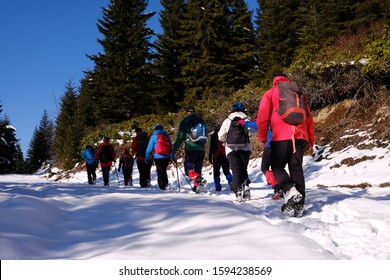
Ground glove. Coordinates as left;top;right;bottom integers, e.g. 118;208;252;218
238;119;245;126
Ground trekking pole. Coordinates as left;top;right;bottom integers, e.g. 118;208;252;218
175;162;181;192
114;161;120;184
178;166;193;189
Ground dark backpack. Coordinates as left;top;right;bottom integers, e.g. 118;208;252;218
99;145;114;162
155;134;171;155
136;132;149;157
187;117;208;144
226;116;249;148
276;81;309;126
122;153;133;168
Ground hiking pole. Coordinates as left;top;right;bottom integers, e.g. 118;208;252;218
114;162;120;184
178;166;193;189
175;162;181;192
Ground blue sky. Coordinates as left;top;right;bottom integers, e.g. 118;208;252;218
0;0;257;157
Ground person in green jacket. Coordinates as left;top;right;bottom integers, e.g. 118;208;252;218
173;107;208;193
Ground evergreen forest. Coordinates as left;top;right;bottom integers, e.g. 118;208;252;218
1;0;389;173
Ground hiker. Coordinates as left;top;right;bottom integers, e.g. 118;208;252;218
81;144;97;184
131;128;152;188
261;125;280;199
209;123;233;191
256;74;314;217
118;147;134;187
173;107;208;193
95;136;116;186
145;124;177;190
218;102;257;201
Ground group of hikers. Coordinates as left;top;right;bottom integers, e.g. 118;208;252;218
82;74;315;218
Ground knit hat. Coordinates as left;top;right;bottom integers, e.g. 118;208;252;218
231;102;246;112
154;124;163;131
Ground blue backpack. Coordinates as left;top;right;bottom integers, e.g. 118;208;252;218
186;117;208;144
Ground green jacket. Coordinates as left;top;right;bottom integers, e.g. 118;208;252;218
174;114;206;152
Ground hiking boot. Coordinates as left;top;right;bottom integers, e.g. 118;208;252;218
194;176;207;193
243;182;250;200
281;185;302;213
294;204;305;218
236;187;243;201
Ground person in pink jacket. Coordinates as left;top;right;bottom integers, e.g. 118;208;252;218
257;74;315;217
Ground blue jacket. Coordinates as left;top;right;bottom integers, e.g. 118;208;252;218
82;147;96;165
145;129;176;163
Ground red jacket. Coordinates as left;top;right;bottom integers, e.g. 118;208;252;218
256;76;315;148
131;132;150;161
95;141;116;167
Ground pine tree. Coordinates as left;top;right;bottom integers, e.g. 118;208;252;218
155;0;187;111
54;80;83;170
254;0;301;79
80;0;157;124
26;110;55;173
176;0;257;106
0;102;24;174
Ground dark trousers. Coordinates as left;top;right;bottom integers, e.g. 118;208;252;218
86;163;97;184
261;147;272;174
227;150;251;193
270;139;307;204
137;160;152;187
122;166;133;186
101;166;111;185
154;158;170;189
213;155;231;177
184;150;205;176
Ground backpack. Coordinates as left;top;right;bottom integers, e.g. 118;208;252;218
85;148;96;165
136;132;149;157
99;145;114;162
187;117;208;144
276;81;309;126
155;134;171;155
226;116;249;148
122;153;133;168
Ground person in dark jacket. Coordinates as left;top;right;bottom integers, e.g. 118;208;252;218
173;107;207;193
257;74;315;217
131;128;152;188
145;124;176;190
81;144;97;184
95;136;116;186
118;147;134;187
209;123;232;191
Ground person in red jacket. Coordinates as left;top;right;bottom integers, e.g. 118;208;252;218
95;136;116;186
256;74;315;217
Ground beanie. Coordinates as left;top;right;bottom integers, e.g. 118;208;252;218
231;102;246;112
154;124;163;131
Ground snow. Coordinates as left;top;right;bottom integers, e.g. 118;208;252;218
1;130;390;277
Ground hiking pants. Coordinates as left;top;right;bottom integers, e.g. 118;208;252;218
137;160;152;187
227;150;251;193
270;139;307;205
154;158;170;189
184;150;205;177
101;166;111;186
122;167;133;186
86;163;97;184
213;155;231;178
261;147;272;174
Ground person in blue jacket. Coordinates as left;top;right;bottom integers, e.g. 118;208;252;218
145;124;177;190
81;144;97;184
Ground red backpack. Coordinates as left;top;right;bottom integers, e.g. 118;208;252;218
155;134;171;155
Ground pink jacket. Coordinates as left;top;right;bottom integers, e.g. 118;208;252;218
256;76;315;148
